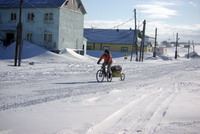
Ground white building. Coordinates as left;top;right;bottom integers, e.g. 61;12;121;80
156;46;168;56
0;0;86;52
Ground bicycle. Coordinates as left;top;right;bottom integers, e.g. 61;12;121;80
96;64;112;82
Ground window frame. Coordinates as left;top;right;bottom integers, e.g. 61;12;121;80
44;33;53;43
44;13;53;21
103;46;110;50
26;33;33;42
121;47;128;52
10;13;17;21
87;46;92;50
27;13;34;21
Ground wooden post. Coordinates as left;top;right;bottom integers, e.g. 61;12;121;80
14;0;23;66
175;33;179;59
130;9;138;62
153;28;157;57
141;20;146;62
187;40;190;59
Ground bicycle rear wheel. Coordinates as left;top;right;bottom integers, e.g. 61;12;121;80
96;70;104;82
120;73;125;81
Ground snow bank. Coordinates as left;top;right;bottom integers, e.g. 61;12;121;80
60;48;95;62
0;41;51;59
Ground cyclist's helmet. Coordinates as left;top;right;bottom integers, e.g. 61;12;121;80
104;49;110;54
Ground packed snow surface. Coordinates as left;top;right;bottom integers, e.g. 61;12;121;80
0;42;200;134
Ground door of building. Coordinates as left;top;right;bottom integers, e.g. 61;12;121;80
6;33;14;46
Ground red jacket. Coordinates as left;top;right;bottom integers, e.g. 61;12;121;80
98;53;113;63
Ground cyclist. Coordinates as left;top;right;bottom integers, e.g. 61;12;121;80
97;50;113;78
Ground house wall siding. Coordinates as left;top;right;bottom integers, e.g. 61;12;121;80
0;8;18;40
24;8;60;50
0;8;60;49
0;5;85;51
58;8;84;50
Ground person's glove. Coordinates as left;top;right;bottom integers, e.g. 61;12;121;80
97;61;100;64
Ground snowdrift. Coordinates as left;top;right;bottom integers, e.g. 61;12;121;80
0;41;95;63
0;41;51;59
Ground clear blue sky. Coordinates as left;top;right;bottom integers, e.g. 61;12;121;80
82;0;200;43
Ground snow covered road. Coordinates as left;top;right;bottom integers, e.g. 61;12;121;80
0;46;200;134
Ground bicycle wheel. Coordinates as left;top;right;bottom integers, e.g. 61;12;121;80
120;73;125;81
107;73;112;82
96;70;104;82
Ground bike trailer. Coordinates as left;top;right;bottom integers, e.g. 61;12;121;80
111;65;122;77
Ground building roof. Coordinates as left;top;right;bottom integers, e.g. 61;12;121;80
84;28;140;45
0;0;65;8
0;0;86;12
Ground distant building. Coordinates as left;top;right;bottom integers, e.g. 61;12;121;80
84;28;152;53
156;46;168;56
0;0;86;52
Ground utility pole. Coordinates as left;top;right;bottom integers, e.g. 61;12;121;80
153;28;157;57
192;40;195;53
14;0;23;66
141;20;146;62
139;41;142;61
130;9;138;62
175;33;179;59
187;40;190;59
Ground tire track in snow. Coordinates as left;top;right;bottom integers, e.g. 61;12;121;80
86;84;180;134
0;76;128;111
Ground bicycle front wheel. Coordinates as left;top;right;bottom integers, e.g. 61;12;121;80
96;70;104;82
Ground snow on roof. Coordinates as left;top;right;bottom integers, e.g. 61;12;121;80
84;28;151;46
0;0;66;8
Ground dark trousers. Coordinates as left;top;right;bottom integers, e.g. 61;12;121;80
102;62;112;74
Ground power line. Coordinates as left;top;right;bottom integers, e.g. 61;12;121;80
85;18;134;35
23;0;45;13
112;18;134;29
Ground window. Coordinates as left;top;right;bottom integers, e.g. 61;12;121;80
103;46;110;50
10;13;17;21
121;47;128;52
87;46;92;50
27;13;34;21
44;33;52;42
26;33;32;41
0;14;2;23
44;13;53;21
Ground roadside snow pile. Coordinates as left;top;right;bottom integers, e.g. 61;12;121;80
0;41;95;63
60;48;96;62
190;52;200;58
0;41;50;59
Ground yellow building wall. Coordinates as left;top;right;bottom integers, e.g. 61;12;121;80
87;43;137;52
87;43;150;52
